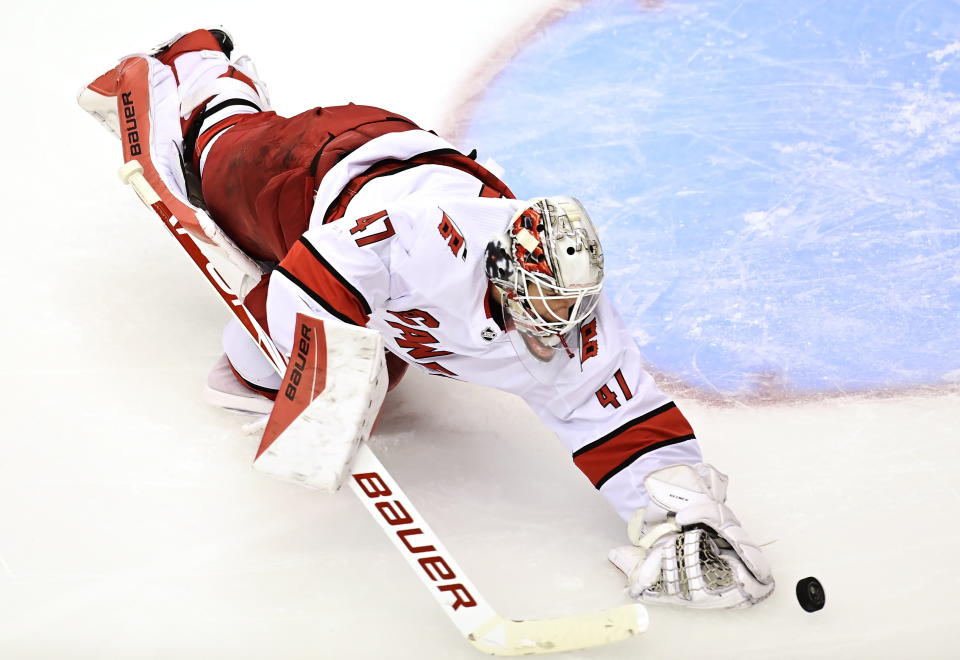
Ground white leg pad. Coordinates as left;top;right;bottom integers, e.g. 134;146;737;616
77;86;122;138
253;314;387;492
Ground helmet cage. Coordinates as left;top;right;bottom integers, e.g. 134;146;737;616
504;270;603;339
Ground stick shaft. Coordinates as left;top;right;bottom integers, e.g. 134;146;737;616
119;162;286;375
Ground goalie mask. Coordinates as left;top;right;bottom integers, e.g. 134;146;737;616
485;196;604;352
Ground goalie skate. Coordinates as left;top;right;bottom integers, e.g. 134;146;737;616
204;354;274;414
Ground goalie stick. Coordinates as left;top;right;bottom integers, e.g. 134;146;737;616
118;159;648;655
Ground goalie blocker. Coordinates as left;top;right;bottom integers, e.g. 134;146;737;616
254;313;388;492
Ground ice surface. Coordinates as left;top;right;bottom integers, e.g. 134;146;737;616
2;1;959;659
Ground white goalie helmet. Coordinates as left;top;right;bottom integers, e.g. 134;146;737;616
485;196;604;342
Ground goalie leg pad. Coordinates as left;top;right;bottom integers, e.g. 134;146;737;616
77;34;270;281
253;314;388;493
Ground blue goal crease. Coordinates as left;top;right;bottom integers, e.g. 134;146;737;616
460;0;960;395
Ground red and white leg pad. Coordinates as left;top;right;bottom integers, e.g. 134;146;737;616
253;314;388;493
78;52;266;280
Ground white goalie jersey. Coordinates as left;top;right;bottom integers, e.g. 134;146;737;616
232;129;704;520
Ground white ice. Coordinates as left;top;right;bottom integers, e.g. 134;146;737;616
2;1;959;658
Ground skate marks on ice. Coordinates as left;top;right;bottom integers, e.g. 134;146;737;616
455;0;960;400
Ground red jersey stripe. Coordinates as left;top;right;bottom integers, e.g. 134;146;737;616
322;149;515;224
479;183;505;198
573;403;696;489
277;239;371;326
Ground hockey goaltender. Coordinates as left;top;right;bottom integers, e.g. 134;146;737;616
79;28;774;617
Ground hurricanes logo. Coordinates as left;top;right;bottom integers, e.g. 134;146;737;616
580;318;599;363
437;211;467;260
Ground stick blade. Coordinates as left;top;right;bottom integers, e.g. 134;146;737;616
467;603;648;656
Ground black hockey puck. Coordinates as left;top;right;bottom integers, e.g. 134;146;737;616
795;577;825;612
